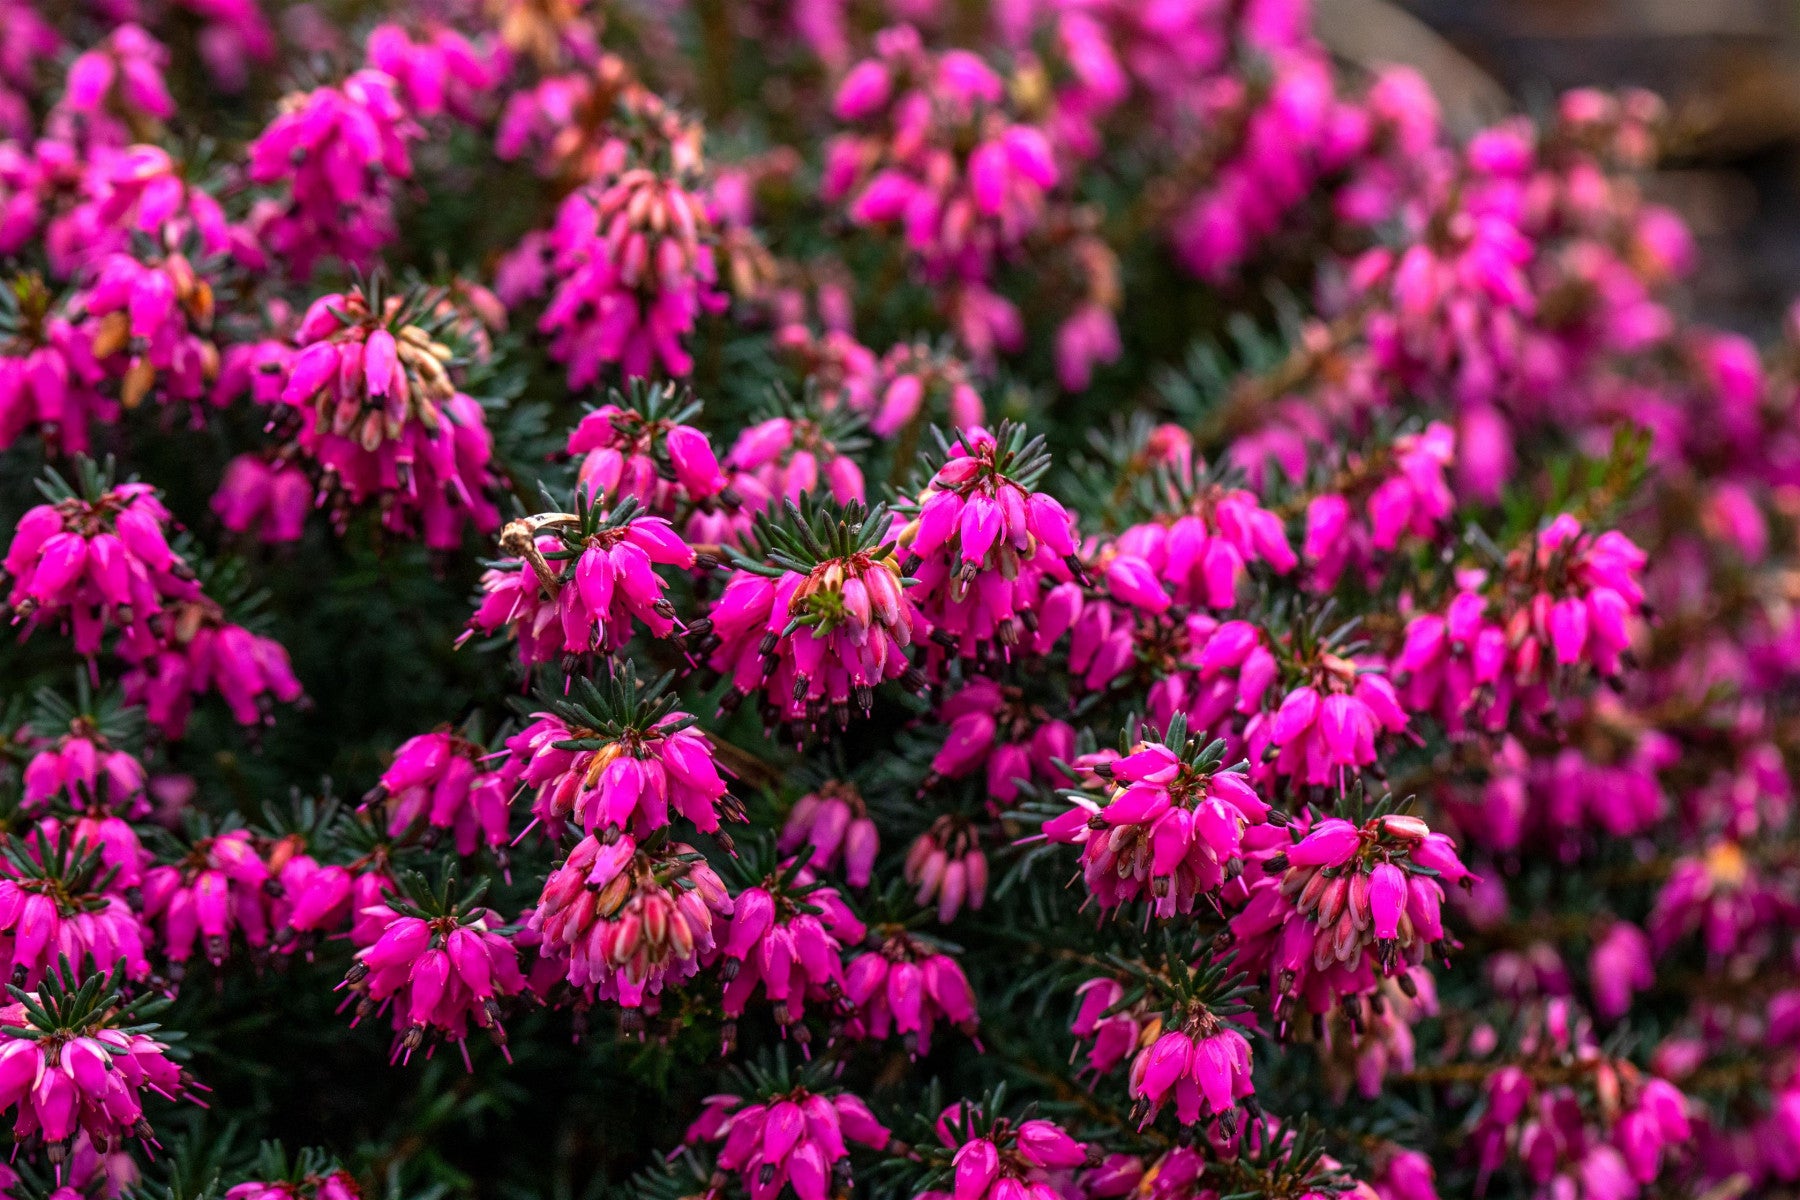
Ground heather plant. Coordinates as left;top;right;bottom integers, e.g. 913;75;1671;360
0;2;1796;1200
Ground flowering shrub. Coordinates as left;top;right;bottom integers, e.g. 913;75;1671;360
0;2;1793;1199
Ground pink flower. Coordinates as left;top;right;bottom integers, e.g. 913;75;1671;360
707;499;925;731
463;494;695;667
273;282;500;550
718;861;865;1044
896;424;1081;670
903;817;988;924
527;833;732;1007
843;930;978;1055
1230;810;1467;1025
928;1102;1087;1200
344;891;527;1064
365;729;512;856
0;965;198;1161
535;167;726;384
1041;719;1268;918
689;1086;888;1200
780;782;879;887
566;382;731;516
140;827;274;971
502;667;740;841
246;71;420;277
1128;1024;1255;1127
0;825;151;986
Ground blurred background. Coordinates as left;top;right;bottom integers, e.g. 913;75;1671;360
1323;0;1800;337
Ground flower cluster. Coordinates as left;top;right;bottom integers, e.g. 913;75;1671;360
708;499;924;731
271;281;499;548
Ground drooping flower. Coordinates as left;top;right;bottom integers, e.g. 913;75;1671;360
706;498;925;733
1230;807;1469;1028
527;832;733;1008
698;390;867;547
246;71;421;278
0;825;151;986
686;1082;889;1200
0;274;114;455
925;1101;1089;1200
342;876;527;1065
502;664;740;841
0;963;199;1163
1039;717;1269;918
364;728;512;856
564;381;731;517
903;816;988;925
2;464;197;658
139;825;273;972
535;163;726;384
896;424;1081;669
77;242;219;414
462;492;695;668
778;780;878;888
843;928;978;1055
718;857;865;1047
273;280;499;549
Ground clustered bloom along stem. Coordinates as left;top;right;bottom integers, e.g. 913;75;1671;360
503;664;741;841
684;1069;890;1200
564;381;731;516
1039;717;1269;918
2;461;195;657
896;424;1081;669
274;278;499;549
464;490;695;668
341;873;526;1066
0;963;199;1162
1231;804;1470;1030
705;499;926;733
527;832;732;1009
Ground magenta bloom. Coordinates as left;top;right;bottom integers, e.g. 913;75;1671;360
121;600;304;738
1230;810;1468;1025
463;494;694;667
528;833;732;1007
0;965;198;1162
843;930;978;1055
0;276;114;455
77;245;219;413
344;892;527;1064
3;478;197;658
706;402;866;547
780;781;879;888
212;454;313;544
1101;449;1297;612
718;860;865;1041
274;282;500;550
903;816;988;925
366;729;512;855
897;424;1080;668
503;667;739;841
139;827;273;970
1040;720;1269;918
927;1102;1088;1200
927;676;1074;805
688;1087;889;1200
246;71;420;277
707;499;925;731
1249;657;1410;793
1128;1024;1255;1127
0;826;151;986
536;167;726;384
565;382;731;517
